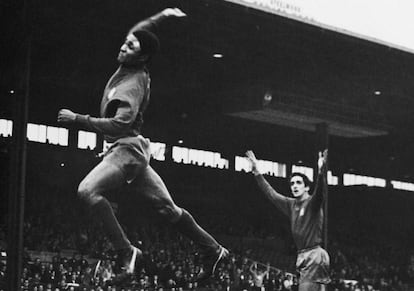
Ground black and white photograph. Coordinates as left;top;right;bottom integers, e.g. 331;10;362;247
1;0;414;290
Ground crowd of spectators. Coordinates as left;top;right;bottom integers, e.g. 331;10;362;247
0;199;413;290
0;221;300;291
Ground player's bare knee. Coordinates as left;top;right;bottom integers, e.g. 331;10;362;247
77;182;89;200
77;183;99;206
157;204;181;222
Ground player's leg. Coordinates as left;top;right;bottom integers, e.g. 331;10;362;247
134;165;228;280
78;159;140;274
78;160;128;249
297;247;330;291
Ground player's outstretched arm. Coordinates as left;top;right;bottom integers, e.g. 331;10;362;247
58;98;139;135
58;71;150;135
311;149;328;210
318;149;328;175
246;150;290;216
128;8;186;34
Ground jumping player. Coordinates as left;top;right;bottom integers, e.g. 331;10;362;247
245;150;330;291
57;8;228;282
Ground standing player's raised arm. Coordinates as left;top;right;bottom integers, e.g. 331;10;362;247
246;150;291;216
310;150;328;211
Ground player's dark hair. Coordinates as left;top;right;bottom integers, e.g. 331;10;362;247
289;172;311;188
132;29;160;62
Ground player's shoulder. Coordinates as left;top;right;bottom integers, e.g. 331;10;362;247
119;69;149;89
133;68;150;83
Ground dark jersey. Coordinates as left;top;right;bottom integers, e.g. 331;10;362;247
254;173;325;250
76;66;150;142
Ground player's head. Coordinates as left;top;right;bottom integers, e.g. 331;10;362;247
118;30;160;65
289;172;311;198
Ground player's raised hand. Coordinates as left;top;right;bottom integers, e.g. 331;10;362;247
245;150;258;163
162;8;187;18
245;150;260;175
318;149;328;173
57;109;76;123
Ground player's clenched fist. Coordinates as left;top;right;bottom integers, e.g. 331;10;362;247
57;109;76;123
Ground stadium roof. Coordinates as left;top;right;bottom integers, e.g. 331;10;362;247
1;0;414;180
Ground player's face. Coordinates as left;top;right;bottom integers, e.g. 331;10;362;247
290;176;309;198
118;34;141;64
